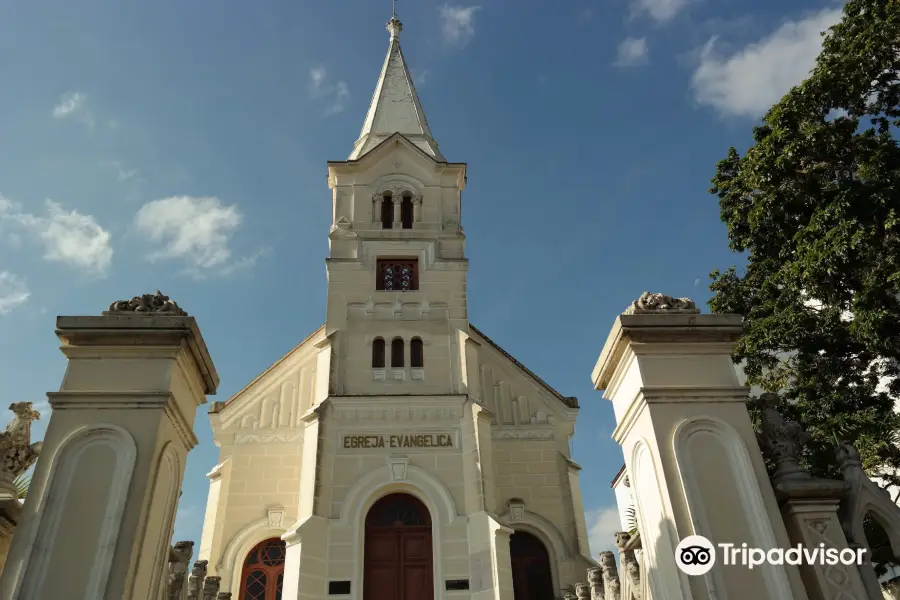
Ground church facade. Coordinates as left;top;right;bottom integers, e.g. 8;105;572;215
196;15;596;600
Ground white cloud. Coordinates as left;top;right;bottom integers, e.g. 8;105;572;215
586;506;623;557
134;196;250;275
439;5;480;46
691;8;844;118
0;272;30;315
413;68;431;86
309;67;350;117
309;67;327;91
614;37;650;67
31;399;51;417
631;0;692;23
0;196;112;276
52;92;94;129
99;160;140;182
326;81;350;116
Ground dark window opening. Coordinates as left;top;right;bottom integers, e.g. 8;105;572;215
411;338;424;368
401;196;414;229
376;259;418;291
372;338;385;368
381;193;394;229
391;338;404;368
446;580;470;591
328;581;351;595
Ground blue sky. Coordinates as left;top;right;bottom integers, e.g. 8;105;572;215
0;0;845;559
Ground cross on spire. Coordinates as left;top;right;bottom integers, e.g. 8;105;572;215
392;0;397;18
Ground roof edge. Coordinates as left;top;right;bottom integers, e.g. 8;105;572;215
218;324;326;411
611;463;627;488
469;323;579;410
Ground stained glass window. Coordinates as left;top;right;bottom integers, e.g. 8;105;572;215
376;259;418;291
240;538;286;600
366;493;432;527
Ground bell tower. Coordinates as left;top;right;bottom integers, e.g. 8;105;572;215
323;14;471;398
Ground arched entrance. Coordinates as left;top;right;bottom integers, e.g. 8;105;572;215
363;493;434;600
509;531;554;600
239;537;286;600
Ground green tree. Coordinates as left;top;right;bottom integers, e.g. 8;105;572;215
708;0;900;485
14;474;30;500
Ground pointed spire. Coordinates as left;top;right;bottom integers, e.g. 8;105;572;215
348;14;444;161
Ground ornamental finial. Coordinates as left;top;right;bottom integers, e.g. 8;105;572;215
755;393;812;484
387;17;402;39
623;292;699;315
106;290;188;317
0;402;42;499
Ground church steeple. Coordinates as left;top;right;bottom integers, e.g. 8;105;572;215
348;14;444;161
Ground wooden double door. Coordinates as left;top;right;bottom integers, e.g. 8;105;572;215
510;531;555;600
363;493;434;600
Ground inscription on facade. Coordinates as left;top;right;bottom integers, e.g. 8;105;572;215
341;433;454;450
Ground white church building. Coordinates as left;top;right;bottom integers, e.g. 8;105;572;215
194;14;596;600
5;10;900;600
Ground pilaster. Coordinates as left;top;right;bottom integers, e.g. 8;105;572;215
754;394;869;600
591;292;808;600
280;515;329;600
467;511;515;600
777;482;868;600
0;292;219;600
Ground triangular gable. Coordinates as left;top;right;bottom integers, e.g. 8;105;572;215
219;324;325;412
331;132;461;168
469;323;579;410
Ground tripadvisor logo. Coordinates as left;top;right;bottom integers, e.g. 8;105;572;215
675;535;866;576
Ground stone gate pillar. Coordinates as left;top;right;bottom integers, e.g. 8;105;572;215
0;292;219;600
591;293;809;600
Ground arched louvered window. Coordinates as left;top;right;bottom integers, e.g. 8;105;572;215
391;338;404;368
381;193;394;229
240;538;286;600
410;337;424;368
401;195;414;229
372;338;386;368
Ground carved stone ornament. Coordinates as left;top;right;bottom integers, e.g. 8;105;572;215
623;292;700;315
187;560;208;600
599;551;621;596
167;540;195;600
508;498;526;522
574;582;590;600
586;567;604;598
388;455;409;482
107;290;188;316
267;505;285;529
379;181;416;197
615;532;642;598
755;393;813;484
216;594;233;600
202;576;221;600
0;402;42;498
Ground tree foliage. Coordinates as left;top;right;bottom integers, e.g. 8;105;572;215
709;0;900;482
14;474;30;500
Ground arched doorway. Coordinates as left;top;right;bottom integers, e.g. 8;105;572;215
364;493;434;600
239;537;286;600
509;531;554;600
